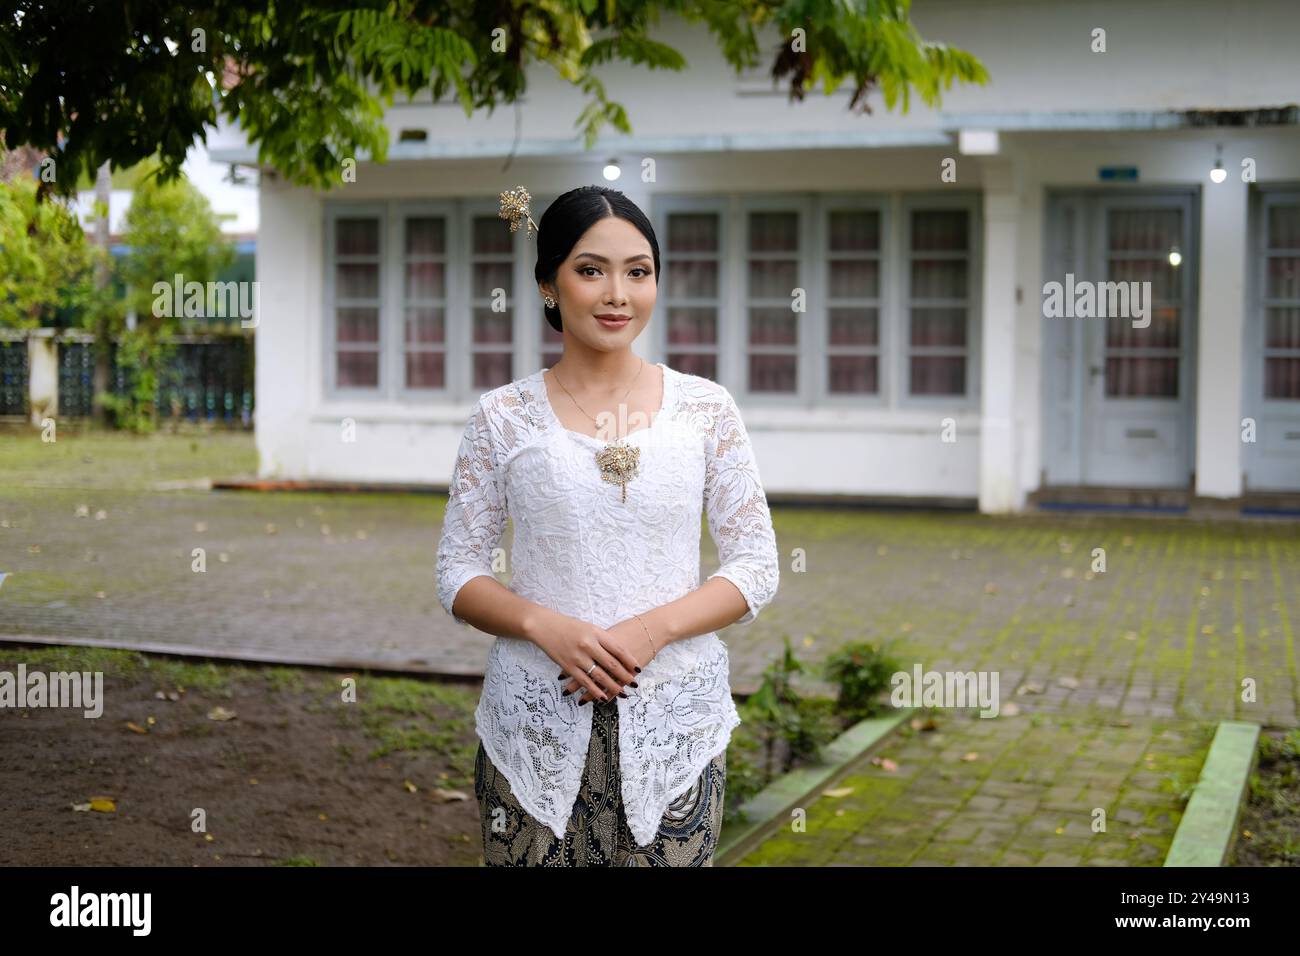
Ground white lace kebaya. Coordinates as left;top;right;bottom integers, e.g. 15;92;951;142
436;362;780;847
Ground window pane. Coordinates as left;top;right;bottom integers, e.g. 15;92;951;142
749;354;796;393
1264;357;1300;399
1266;307;1300;349
910;356;965;395
749;308;797;346
473;352;512;389
473;215;512;254
910;308;966;347
748;260;798;298
406;217;445;256
337;263;379;299
337;307;379;343
912;210;968;252
472;261;512;299
749;212;798;252
1105;357;1178;398
911;260;967;299
405;262;445;300
405;351;444;389
338;350;379;387
404;307;444;344
473;308;512;344
1108;209;1180;252
829;355;877;394
1266;256;1300;299
668;213;719;252
667;307;718;345
829;259;879;298
668;352;717;380
1108;258;1180;302
1106;307;1180;350
666;260;718;298
829;308;878;346
829;210;880;252
336;218;379;256
1268;205;1300;249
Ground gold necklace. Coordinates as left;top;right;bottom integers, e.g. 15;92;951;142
550;358;646;504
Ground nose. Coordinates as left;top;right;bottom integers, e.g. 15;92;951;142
604;274;628;306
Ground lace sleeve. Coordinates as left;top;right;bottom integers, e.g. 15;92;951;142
436;398;509;626
703;386;779;625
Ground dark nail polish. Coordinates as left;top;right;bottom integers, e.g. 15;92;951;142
634;666;641;673
579;699;589;706
558;673;566;680
629;682;638;688
618;692;628;699
561;689;571;696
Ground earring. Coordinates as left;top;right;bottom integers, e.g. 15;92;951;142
543;294;556;308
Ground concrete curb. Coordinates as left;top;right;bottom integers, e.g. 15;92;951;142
716;706;916;866
1163;720;1261;867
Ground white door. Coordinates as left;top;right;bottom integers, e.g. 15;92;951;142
1245;190;1300;491
1043;191;1198;488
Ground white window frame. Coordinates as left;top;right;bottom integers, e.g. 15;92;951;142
819;193;889;409
1254;186;1300;407
324;197;538;402
458;198;519;392
735;192;815;406
651;194;729;383
323;202;386;399
898;192;982;411
394;199;456;401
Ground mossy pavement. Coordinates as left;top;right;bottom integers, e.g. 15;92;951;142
2;425;1296;865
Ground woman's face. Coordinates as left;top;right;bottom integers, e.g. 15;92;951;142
542;216;656;352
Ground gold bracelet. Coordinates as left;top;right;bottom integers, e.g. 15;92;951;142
632;612;656;658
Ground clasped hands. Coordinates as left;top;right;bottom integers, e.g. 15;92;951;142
539;614;659;706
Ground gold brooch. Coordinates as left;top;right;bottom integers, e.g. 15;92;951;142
498;186;539;240
595;440;640;504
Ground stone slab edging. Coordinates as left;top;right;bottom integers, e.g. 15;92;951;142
1163;720;1262;867
716;707;916;866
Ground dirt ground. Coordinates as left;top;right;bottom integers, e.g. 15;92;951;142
0;645;486;866
1231;727;1300;867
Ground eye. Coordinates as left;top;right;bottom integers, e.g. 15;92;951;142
576;264;652;278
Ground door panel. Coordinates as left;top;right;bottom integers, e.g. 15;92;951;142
1043;190;1198;489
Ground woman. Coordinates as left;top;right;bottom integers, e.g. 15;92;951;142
436;184;779;866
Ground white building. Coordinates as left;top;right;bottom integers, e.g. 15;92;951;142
209;0;1300;512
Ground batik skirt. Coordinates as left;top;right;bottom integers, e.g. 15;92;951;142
474;695;727;866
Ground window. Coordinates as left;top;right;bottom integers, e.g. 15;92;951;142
825;208;882;394
324;194;979;405
403;215;447;389
1104;208;1182;398
906;207;973;397
468;214;514;388
332;215;383;388
1263;199;1300;400
746;209;801;393
325;199;526;401
664;211;722;380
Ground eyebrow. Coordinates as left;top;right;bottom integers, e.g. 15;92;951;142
573;253;653;265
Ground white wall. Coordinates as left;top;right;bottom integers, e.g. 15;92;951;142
245;0;1300;504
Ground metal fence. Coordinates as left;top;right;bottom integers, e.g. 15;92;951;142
2;331;254;428
0;332;28;418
